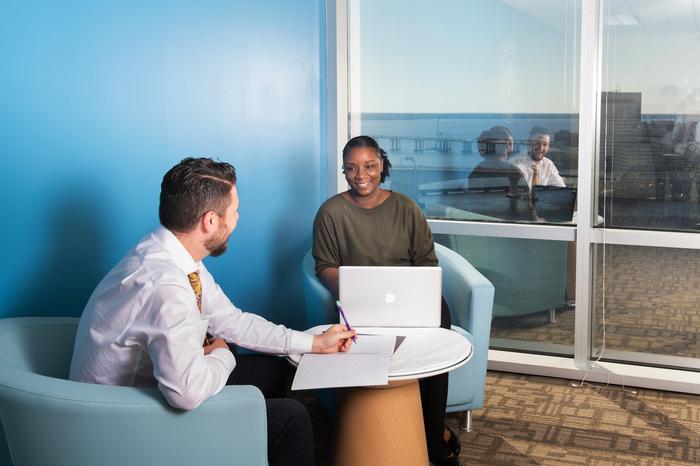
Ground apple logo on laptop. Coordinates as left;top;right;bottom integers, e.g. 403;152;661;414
384;292;396;304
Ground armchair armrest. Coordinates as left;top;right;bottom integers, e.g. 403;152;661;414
435;243;494;340
0;365;267;466
302;251;336;327
435;243;495;410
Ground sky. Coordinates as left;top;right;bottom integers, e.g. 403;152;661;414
352;0;700;115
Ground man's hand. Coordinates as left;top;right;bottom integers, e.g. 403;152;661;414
203;338;229;355
311;324;357;354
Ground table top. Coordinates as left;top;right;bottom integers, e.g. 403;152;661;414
422;188;577;224
424;191;536;222
289;325;473;381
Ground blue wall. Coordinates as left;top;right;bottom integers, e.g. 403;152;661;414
0;0;325;329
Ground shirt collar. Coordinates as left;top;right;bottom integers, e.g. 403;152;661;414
152;226;203;275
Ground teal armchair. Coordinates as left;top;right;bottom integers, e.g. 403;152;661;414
444;235;567;322
302;243;495;431
0;317;268;466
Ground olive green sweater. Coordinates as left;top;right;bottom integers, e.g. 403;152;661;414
312;191;437;274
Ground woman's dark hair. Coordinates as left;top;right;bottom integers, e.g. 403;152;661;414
159;157;237;232
342;135;392;183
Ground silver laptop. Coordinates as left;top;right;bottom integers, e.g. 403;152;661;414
338;266;442;327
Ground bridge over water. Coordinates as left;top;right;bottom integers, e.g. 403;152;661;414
373;135;527;154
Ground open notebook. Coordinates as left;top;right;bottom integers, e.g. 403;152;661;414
291;334;398;390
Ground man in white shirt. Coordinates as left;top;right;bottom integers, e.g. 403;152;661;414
70;157;355;466
510;126;566;189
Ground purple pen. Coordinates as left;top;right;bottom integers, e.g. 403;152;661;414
336;300;357;342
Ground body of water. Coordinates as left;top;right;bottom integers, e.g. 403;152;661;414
355;112;700;231
357;112;580;187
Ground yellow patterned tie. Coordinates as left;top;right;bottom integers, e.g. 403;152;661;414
531;163;540;186
187;272;203;311
187;272;210;346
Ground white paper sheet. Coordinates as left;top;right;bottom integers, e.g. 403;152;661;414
291;335;397;390
348;334;396;354
291;353;391;390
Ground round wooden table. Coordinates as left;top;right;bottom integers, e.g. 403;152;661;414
289;325;473;466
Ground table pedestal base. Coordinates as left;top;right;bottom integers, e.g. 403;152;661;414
333;380;428;466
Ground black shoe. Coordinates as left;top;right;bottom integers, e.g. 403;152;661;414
431;452;462;466
445;425;461;456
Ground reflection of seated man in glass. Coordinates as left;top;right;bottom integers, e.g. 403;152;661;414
459;126;537;221
647;120;675;201
510;126;566;189
468;126;527;196
666;118;699;201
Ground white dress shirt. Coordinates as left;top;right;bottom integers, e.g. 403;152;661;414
70;226;313;410
510;152;566;188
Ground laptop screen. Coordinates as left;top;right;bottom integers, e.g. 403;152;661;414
531;186;577;223
338;266;442;328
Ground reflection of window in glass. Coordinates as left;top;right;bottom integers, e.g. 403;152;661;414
592;245;700;367
599;0;700;232
435;234;575;357
349;0;581;225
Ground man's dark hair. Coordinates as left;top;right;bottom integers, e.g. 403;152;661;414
342;135;392;183
159;157;237;232
529;126;551;139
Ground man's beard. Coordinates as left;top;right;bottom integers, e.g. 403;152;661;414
208;241;228;257
529;151;544;162
205;226;230;257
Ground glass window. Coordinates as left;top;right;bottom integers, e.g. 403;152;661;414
342;0;700;387
349;0;581;225
599;0;700;232
435;234;575;356
592;244;700;368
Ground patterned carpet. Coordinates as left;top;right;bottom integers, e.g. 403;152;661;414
491;306;575;349
446;371;700;465
489;245;700;363
296;370;700;465
296;246;700;464
592;245;700;359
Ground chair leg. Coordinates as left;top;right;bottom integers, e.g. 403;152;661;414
460;410;472;432
549;308;556;323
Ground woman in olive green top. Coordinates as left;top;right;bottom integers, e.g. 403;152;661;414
312;136;461;466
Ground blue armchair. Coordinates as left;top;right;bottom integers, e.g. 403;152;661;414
0;317;267;466
444;235;567;322
302;243;495;431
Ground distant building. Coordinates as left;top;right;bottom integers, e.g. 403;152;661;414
599;91;654;199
